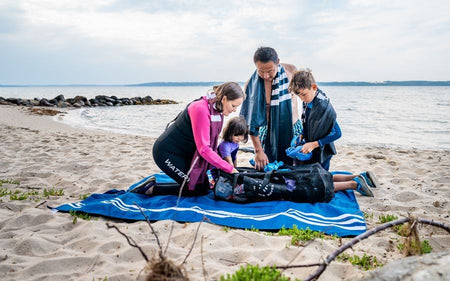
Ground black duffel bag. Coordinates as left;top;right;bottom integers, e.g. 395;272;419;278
214;163;334;203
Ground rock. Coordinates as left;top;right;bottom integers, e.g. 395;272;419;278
74;96;87;103
54;94;65;102
105;97;115;103
30;100;40;106
359;251;450;281
21;100;32;106
1;95;177;108
57;101;70;108
94;95;108;103
6;98;21;105
0;97;8;105
142;96;154;104
39;98;52;106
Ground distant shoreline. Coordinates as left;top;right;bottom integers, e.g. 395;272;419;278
1;80;450;87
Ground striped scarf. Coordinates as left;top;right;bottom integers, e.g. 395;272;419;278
258;65;302;144
240;64;295;164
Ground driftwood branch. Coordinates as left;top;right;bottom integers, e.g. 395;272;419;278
201;235;208;281
277;239;318;272
183;216;206;264
303;216;449;281
134;202;164;259
34;200;47;208
106;222;149;262
418;218;450;233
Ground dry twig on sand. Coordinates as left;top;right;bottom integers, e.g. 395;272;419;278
105;157;204;281
298;216;450;281
106;223;149;263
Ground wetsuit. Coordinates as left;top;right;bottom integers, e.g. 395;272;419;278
298;88;341;170
152;94;234;195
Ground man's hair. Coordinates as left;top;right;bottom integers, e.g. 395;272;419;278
288;69;316;92
253;46;278;64
222;116;249;143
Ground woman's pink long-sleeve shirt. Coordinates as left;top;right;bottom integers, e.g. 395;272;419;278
188;99;234;173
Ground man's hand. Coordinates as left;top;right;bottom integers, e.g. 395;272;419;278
254;150;269;170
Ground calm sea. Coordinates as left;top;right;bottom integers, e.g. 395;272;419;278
1;86;449;150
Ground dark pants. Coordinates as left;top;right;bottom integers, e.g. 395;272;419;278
152;137;208;196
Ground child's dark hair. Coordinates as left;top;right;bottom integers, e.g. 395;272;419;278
288;68;316;93
222;116;249;143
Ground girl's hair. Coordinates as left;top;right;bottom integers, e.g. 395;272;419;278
222;116;249;143
288;68;316;93
213;82;245;112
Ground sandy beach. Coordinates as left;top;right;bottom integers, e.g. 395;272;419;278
0;105;449;281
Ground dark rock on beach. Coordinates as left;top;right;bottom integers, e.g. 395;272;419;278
0;94;178;108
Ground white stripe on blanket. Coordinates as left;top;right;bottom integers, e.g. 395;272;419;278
76;198;367;231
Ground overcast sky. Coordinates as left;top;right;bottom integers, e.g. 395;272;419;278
1;0;449;85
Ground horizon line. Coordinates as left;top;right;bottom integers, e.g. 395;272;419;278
1;80;450;87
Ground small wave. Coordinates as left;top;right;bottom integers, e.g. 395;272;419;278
45;85;450;150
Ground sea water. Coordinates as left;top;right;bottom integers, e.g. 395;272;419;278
1;86;449;150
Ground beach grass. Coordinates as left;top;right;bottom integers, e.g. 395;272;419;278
220;264;301;281
337;253;383;271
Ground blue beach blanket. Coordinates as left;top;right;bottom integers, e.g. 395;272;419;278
55;172;366;237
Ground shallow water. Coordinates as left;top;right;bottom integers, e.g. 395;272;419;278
1;85;449;150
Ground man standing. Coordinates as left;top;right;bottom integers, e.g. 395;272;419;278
240;47;301;169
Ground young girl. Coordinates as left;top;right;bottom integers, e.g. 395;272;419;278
218;116;249;167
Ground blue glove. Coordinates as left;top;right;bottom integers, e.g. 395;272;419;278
264;160;284;172
250;159;285;172
285;146;313;161
290;135;303;147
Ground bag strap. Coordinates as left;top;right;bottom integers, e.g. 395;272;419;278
232;173;240;188
261;170;273;187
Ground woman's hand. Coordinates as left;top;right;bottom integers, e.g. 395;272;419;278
231;168;239;173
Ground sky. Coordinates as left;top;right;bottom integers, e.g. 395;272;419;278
1;0;449;85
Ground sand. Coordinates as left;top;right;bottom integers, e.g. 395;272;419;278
0;105;449;281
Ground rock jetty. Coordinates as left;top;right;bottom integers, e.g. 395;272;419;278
0;94;178;108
